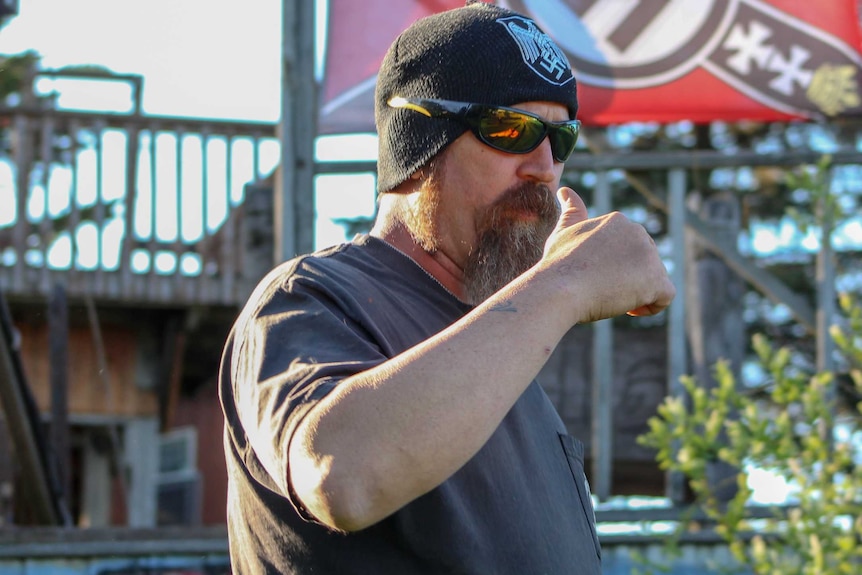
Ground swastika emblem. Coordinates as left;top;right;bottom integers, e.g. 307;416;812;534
499;0;862;118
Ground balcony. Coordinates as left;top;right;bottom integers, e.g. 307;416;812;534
0;98;278;307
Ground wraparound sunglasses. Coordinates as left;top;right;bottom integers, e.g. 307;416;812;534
388;96;581;163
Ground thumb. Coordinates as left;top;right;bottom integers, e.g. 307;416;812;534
555;187;588;228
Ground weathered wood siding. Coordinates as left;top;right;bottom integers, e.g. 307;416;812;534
15;320;156;418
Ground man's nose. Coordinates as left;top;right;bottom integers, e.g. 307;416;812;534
516;137;558;183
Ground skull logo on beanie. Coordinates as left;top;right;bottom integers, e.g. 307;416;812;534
374;1;579;194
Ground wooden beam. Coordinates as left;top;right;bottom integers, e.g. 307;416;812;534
160;314;188;432
666;168;688;505
0;292;66;525
816;171;838;443
591;170;613;501
564;148;862;171
0;105;276;134
83;294;129;512
683;209;815;331
48;283;70;507
685;192;746;504
816;176;837;374
275;0;317;262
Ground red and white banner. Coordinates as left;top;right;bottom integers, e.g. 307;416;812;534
320;0;862;133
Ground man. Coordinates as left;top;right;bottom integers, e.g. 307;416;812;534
219;2;675;573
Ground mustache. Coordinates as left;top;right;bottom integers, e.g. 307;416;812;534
477;182;560;229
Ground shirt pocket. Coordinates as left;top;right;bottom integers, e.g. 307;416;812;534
558;433;602;559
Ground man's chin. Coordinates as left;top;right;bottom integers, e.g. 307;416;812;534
463;227;549;303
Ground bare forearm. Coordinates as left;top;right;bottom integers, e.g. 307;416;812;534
289;266;574;531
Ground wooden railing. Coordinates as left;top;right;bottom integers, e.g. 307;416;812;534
0;104;278;306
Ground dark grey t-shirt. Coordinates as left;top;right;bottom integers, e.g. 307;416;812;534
219;235;602;574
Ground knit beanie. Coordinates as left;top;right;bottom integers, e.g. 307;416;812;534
375;0;579;193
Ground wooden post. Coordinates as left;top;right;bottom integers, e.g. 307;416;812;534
815;169;836;446
591;170;613;500
49;282;70;508
685;190;745;503
124;417;159;527
159;313;188;432
80;433;111;527
816;233;836;371
0;414;14;525
815;171;836;372
685;191;745;384
275;0;317;263
0;290;65;525
666;168;688;504
83;294;129;512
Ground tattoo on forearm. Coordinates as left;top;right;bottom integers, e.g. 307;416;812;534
490;300;518;313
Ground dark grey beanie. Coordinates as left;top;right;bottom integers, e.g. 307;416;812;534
375;1;578;194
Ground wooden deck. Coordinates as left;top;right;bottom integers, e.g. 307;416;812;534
0;104;278;307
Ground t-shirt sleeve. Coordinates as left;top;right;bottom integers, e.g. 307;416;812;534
228;273;386;510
